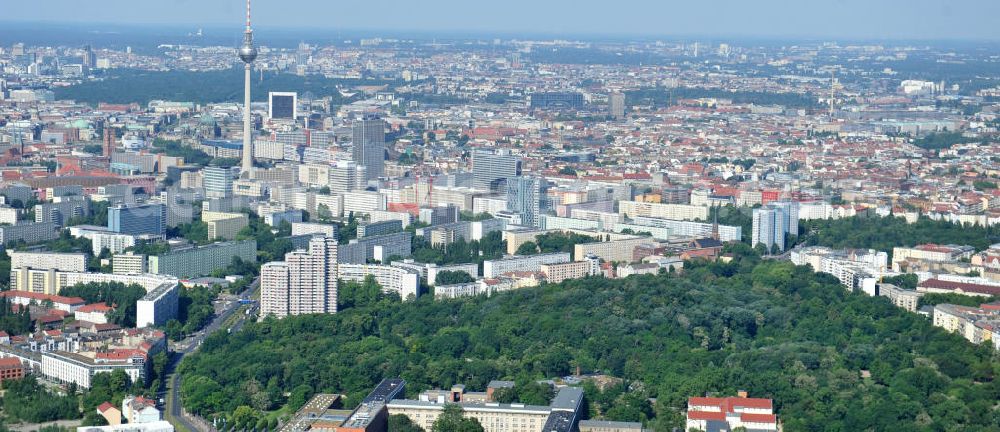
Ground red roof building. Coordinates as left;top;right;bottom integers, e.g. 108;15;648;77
686;393;779;432
0;357;25;383
918;279;1000;297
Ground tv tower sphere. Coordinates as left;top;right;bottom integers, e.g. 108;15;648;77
239;34;257;64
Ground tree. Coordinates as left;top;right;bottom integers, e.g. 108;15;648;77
882;274;918;290
288;385;313;412
231;405;261;430
389;414;425;432
516;241;539;255
558;166;577;176
431;405;483;432
176;251;1000;431
435;270;475;285
316;204;333;221
60;282;146;327
2;376;80;422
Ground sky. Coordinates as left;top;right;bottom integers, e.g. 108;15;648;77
4;0;1000;41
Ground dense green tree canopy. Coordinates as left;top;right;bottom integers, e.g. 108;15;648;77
2;376;80;423
434;270;476;286
431;405;484;432
178;246;1000;431
60;282;147;327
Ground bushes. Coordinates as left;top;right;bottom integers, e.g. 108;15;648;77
2;376;80;423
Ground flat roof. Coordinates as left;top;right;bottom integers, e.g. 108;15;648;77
386;399;552;414
550;387;584;411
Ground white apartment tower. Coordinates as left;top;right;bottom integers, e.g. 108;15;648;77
752;207;786;253
261;236;339;318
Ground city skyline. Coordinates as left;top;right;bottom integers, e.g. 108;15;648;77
4;0;1000;41
1;0;999;430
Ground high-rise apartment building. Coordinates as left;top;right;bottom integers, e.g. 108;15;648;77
769;200;799;237
472;150;522;191
203;166;235;198
261;237;338;318
351;114;385;181
609;92;626;119
108;204;167;236
329;160;367;194
506;176;546;228
752;207;786;253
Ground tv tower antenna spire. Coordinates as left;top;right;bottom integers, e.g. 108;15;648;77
238;0;258;177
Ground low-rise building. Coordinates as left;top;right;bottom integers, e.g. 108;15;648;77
877;283;923;312
932;302;1000;348
75;303;114;324
77;420;174;432
617;262;661;278
540;257;600;283
483;252;571;278
578;420;644;432
122;395;161;424
39;329;166;389
917;278;1000;297
686;394;778;432
338;264;420;300
0;357;26;383
574;237;656;264
0;291;86;312
892;244;976;272
388;385;584;432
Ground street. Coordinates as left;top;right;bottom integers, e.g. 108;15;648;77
164;277;259;432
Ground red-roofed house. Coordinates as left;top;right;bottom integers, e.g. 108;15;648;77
0;291;86;313
686;393;778;432
75;302;114;325
0;357;25;383
918;278;1000;298
97;401;122;425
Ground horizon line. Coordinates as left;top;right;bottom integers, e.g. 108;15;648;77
2;20;1000;45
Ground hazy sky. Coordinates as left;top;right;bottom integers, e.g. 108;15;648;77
5;0;1000;40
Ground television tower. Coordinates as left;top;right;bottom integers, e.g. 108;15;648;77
238;0;258;177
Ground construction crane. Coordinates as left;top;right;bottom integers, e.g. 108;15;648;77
414;166;433;207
